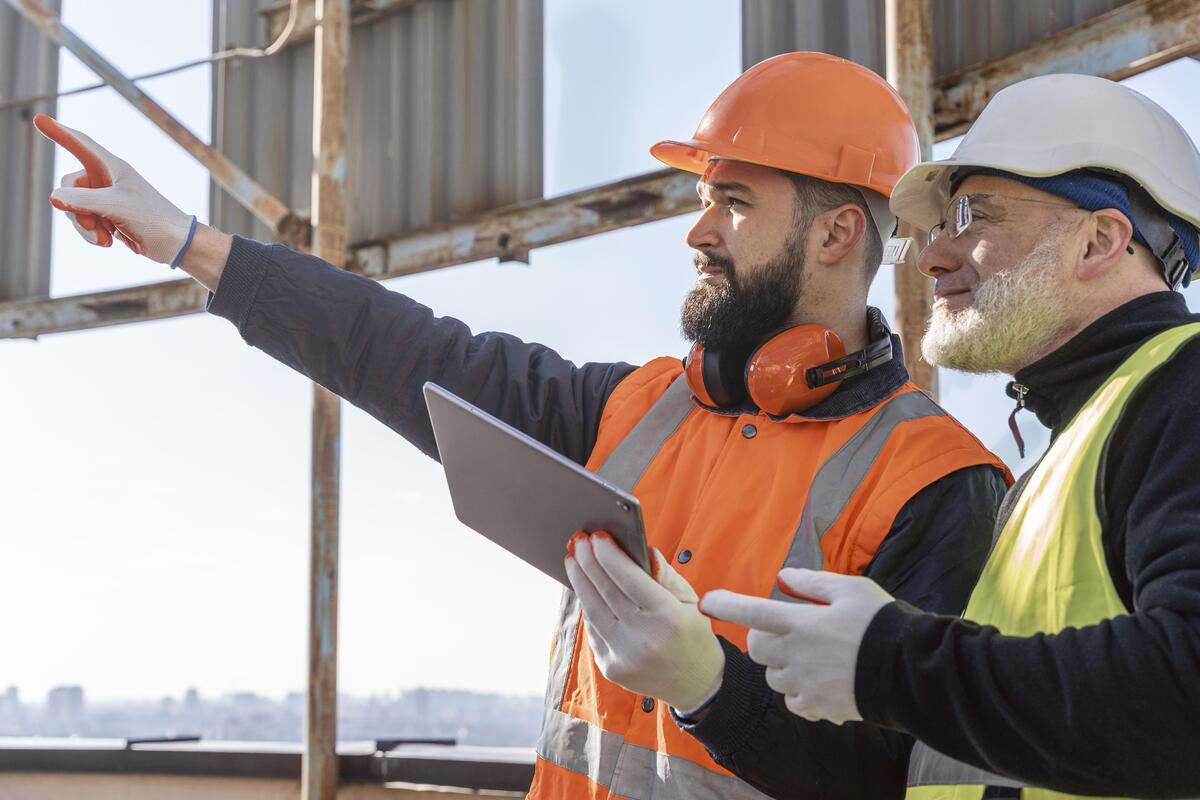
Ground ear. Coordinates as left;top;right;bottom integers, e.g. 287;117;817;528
1078;209;1134;281
815;204;867;267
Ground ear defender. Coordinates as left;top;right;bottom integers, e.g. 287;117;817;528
745;325;846;416
684;342;754;407
683;312;894;416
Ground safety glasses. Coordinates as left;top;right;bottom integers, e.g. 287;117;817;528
929;193;1080;243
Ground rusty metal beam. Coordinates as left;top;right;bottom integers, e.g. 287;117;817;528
354;169;697;278
0;279;206;338
934;0;1200;140
886;0;938;399
5;0;304;239
262;0;425;45
0;169;698;340
303;1;348;797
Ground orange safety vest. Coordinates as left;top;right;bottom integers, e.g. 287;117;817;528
528;357;1009;800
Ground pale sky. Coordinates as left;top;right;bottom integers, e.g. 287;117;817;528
2;1;1199;703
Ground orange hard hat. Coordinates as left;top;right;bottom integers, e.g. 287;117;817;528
651;52;920;199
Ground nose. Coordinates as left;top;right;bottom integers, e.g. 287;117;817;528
686;204;723;252
916;234;962;278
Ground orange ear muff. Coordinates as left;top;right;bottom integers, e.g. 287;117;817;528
684;341;752;408
745;325;846;416
683;342;717;407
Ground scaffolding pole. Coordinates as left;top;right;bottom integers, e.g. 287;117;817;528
885;0;937;398
303;0;349;797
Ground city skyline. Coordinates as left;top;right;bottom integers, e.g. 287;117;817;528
0;682;542;747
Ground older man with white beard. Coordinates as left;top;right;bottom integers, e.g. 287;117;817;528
699;73;1200;799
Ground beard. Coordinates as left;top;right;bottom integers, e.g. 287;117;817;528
921;231;1072;374
680;232;806;350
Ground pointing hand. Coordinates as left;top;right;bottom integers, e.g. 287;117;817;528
701;568;893;724
35;114;195;265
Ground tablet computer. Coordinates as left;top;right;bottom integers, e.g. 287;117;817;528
423;382;651;587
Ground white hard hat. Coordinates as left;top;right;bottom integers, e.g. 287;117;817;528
890;74;1200;284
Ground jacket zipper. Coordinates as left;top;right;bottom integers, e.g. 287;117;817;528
1008;383;1029;459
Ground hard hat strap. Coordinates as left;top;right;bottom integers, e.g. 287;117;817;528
859;187;912;266
858;188;896;246
1128;185;1191;290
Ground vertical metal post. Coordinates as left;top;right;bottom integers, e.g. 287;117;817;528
303;0;349;798
885;0;938;398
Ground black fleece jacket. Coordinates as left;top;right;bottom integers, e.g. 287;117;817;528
856;291;1200;797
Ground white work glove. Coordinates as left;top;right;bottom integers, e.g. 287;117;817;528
700;568;893;725
564;532;725;714
34;114;195;264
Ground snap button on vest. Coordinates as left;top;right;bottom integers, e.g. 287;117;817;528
678;549;692;564
741;423;757;439
641;697;655;713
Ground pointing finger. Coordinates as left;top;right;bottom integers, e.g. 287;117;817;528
699;589;801;635
34;114;117;190
776;568;862;604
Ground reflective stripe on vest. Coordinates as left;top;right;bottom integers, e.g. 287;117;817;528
907;744;1022;791
538;376;948;798
771;391;947;589
596;375;696;490
905;323;1200;800
536;375;724;798
539;708;774;800
540;375;695;714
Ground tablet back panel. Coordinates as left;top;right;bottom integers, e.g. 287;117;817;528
424;382;649;586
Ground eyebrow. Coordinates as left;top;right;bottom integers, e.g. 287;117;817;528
698;180;757;200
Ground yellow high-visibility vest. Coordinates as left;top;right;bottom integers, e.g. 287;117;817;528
906;322;1200;800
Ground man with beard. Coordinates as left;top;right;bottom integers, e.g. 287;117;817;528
37;53;1008;799
703;74;1200;799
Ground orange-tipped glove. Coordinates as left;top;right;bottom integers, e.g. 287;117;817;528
700;568;893;725
564;532;724;714
34;114;196;265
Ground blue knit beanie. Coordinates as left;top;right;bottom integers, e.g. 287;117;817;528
954;168;1199;288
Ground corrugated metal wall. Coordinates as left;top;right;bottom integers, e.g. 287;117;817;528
211;0;543;245
0;0;60;302
742;0;887;75
742;0;1130;76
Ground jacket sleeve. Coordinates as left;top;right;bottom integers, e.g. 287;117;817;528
206;236;636;463
675;464;1007;800
854;359;1200;797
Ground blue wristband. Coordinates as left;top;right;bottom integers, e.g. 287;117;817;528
170;215;199;269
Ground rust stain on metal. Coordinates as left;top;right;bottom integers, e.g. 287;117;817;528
15;0;52;24
579;189;663;224
0;279;206;339
80;298;149;318
932;0;1200;139
1;172;696;339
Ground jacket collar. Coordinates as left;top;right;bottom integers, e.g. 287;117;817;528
1009;291;1196;434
